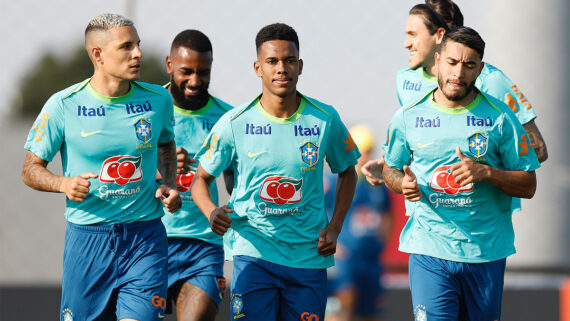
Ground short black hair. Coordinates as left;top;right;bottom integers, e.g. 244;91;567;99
441;26;485;59
170;29;212;54
255;23;299;53
410;0;463;34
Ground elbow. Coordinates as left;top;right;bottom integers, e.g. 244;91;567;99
521;172;537;199
537;147;548;163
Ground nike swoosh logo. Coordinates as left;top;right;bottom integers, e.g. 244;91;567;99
417;142;434;148
248;151;267;157
81;130;102;137
158;313;165;318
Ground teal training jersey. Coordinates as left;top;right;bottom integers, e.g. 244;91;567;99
24;79;175;225
195;94;361;269
161;92;232;245
382;90;540;263
396;63;538;125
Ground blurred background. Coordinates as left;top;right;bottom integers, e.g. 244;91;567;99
0;0;568;320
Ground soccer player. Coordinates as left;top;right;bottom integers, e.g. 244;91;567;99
324;124;393;321
161;29;233;321
21;13;180;321
191;23;360;320
382;27;539;320
362;0;547;186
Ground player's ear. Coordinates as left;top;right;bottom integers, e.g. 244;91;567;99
165;56;173;74
92;47;103;63
298;58;303;76
435;27;446;45
254;60;262;77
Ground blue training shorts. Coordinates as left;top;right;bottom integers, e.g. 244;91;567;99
409;254;506;321
61;219;168;321
230;255;327;321
166;238;225;309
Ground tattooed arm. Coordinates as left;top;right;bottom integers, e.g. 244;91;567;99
523;120;548;163
156;140;181;213
383;163;422;201
21;150;97;202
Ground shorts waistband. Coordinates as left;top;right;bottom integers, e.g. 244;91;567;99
67;218;162;233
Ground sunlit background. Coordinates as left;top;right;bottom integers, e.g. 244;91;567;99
1;0;568;319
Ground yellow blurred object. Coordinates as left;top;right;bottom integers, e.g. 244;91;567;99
349;124;375;152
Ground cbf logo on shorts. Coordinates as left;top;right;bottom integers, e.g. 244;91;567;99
259;176;303;205
300;141;319;167
62;308;73;321
231;294;245;319
134;118;152;143
414;304;427;321
429;165;473;195
100;155;143;185
468;132;488;157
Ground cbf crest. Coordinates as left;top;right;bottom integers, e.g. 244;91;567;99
231;294;245;319
62;308;73;321
134;118;152;143
468;132;488;157
300;141;319;167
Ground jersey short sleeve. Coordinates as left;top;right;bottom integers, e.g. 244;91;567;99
195;112;235;177
325;110;361;173
498;109;540;172
158;89;175;144
24;93;66;162
382;108;411;170
477;64;537;125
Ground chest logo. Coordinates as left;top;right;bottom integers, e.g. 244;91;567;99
300;142;319;167
429;165;473;195
468;133;488;157
100;155;143;185
259;176;303;205
134;118;152;143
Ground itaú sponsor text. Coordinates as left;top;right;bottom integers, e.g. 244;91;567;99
98;185;141;199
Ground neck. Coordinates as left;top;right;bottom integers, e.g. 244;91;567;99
433;88;478;109
259;91;301;118
424;62;438;78
90;72;132;97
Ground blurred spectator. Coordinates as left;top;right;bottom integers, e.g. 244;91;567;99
324;124;393;321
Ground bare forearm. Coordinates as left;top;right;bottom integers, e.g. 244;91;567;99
523;121;548;163
157;141;177;188
191;175;217;220
329;166;357;232
382;164;404;194
485;167;536;198
22;151;62;193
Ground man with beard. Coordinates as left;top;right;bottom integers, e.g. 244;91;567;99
161;29;233;321
362;0;547;188
382;27;539;320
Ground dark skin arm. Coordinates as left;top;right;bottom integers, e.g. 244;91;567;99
22;150;98;202
317;166;357;257
157;140;182;213
222;170;235;196
191;164;233;235
523;120;548;163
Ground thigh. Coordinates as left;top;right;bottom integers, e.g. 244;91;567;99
175;281;218;321
459;259;506;321
409;254;461;321
279;267;327;321
231;256;279;321
116;222;169;321
61;224;116;321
